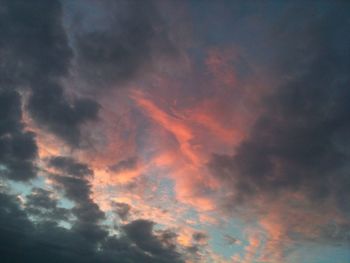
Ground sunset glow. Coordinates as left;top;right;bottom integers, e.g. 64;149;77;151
1;1;350;263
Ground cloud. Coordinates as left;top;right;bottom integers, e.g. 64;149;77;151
49;156;93;177
109;157;138;173
208;2;350;258
112;202;131;221
47;156;109;247
25;187;71;222
28;83;100;146
0;0;177;150
0;189;184;263
123;219;183;262
0;0;100;147
223;234;240;246
0;89;38;180
2;0;350;262
49;157;105;225
71;0;177;89
46;157;185;262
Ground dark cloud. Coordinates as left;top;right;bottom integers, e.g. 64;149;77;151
0;189;184;263
49;156;93;177
208;0;350;228
47;157;184;262
53;175;92;205
0;1;71;84
49;157;105;224
71;0;176;89
0;89;22;134
0;153;186;263
0;191;35;263
48;156;108;250
0;89;38;181
25;187;71;222
123;219;183;262
51;175;104;227
26;188;58;210
28;82;100;146
0;0;100;146
52;174;109;245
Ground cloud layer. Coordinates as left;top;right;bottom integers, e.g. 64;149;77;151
1;0;350;262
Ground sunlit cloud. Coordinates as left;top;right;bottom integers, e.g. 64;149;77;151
1;1;350;262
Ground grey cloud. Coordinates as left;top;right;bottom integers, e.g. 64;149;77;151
45;157;184;262
208;0;350;244
123;219;183;263
25;187;71;222
28;82;100;146
48;156;107;246
109;157;138;173
0;0;100;146
53;175;92;205
112;202;131;221
71;0;176;89
0;89;22;134
49;156;93;177
0;89;38;181
0;189;185;263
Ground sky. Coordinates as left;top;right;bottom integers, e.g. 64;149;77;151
0;0;350;262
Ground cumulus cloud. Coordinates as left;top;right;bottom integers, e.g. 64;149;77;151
48;156;105;226
25;187;71;222
0;190;184;263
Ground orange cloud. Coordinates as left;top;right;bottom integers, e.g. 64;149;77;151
242;234;261;263
131;90;220;210
131;89;201;165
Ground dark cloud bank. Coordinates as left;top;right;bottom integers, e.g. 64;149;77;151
0;0;99;147
0;0;183;262
0;156;184;263
0;191;184;263
208;0;350;242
